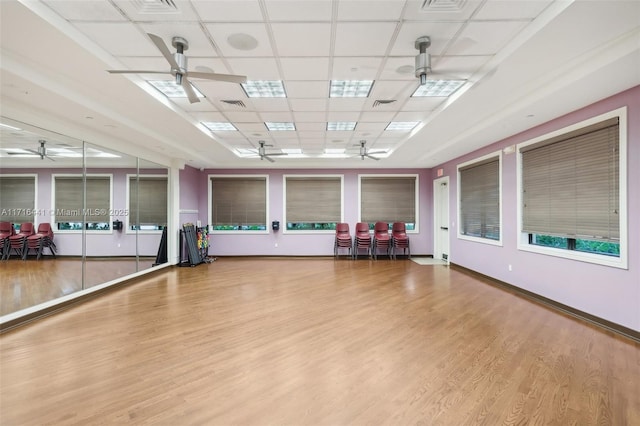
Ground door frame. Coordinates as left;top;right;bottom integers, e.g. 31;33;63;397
433;175;450;262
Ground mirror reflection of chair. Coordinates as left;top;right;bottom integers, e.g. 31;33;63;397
7;222;34;260
353;222;372;259
26;223;57;260
391;222;410;259
0;221;14;260
334;223;352;258
372;221;391;260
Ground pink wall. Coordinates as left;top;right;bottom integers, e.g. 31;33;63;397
179;167;433;257
432;86;640;332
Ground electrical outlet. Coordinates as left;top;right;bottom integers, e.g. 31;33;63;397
275;243;278;248
117;243;121;248
508;264;512;271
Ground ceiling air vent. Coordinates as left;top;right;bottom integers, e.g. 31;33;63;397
221;100;246;108
132;0;179;14
421;0;466;12
373;99;397;107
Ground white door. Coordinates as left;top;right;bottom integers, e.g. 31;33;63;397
433;176;450;261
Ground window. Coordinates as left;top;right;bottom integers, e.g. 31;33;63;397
210;176;268;232
359;175;418;231
518;108;627;268
0;175;36;226
284;176;342;231
128;175;168;231
458;154;501;243
53;175;112;231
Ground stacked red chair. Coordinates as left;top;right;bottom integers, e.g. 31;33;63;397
26;223;56;260
391;222;410;259
0;221;15;260
334;223;353;258
372;222;391;260
7;222;34;260
353;222;372;259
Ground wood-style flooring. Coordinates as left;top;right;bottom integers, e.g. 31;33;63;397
1;257;638;425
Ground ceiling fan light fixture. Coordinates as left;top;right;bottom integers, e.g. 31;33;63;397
412;80;465;97
148;80;204;99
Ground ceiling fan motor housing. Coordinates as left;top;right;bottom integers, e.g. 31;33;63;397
172;36;189;84
415;36;432;85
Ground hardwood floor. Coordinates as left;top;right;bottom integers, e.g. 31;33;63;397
1;257;638;425
0;257;157;316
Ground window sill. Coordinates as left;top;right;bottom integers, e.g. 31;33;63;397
457;234;502;246
518;243;627;270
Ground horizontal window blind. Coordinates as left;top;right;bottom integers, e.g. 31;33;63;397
522;117;619;241
460;158;500;239
0;176;36;223
54;176;111;222
129;176;167;226
361;176;416;224
285;177;341;222
211;177;266;227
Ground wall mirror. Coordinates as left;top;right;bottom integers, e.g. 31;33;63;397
0;117;170;318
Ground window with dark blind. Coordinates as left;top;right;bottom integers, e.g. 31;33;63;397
210;176;267;231
129;175;168;231
459;156;500;241
0;175;36;224
284;176;342;231
519;111;624;264
54;175;111;230
360;176;417;230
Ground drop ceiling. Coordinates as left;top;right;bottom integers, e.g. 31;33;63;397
0;0;638;169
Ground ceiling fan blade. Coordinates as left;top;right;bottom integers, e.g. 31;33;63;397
181;78;200;103
147;33;180;70
45;155;55;162
107;70;169;75
366;154;381;161
263;155;275;163
188;71;247;84
264;152;287;156
367;150;386;155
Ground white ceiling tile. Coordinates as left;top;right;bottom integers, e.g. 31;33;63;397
196;81;248;99
393;111;427;121
359;111;396;122
403;97;445;111
113;0;200;21
224;111;261;122
331;57;384;80
204;23;274;57
250;98;290;111
286;81;329;98
260;111;294;121
327;98;366;112
337;1;404;21
138;24;215;56
451;21;530;55
46;0;127;21
290;99;328;112
474;0;552;20
293;112;327;122
391;22;464;56
334;23;397;56
190;112;228;121
271;23;331;56
379;57;417;80
280;57;330;80
264;0;332;21
430;55;491;78
192;1;264;21
226;58;280;80
73;23;156;56
326;111;360;122
298;131;327;139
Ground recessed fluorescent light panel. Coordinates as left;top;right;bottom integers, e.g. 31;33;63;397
281;148;302;154
330;80;373;98
202;122;237;131
412;80;465;97
265;122;296;131
241;80;286;98
327;122;357;131
148;80;204;99
386;121;419;131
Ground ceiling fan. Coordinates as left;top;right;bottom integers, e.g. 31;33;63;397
356;140;385;161
107;33;247;103
253;140;287;163
7;140;55;160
